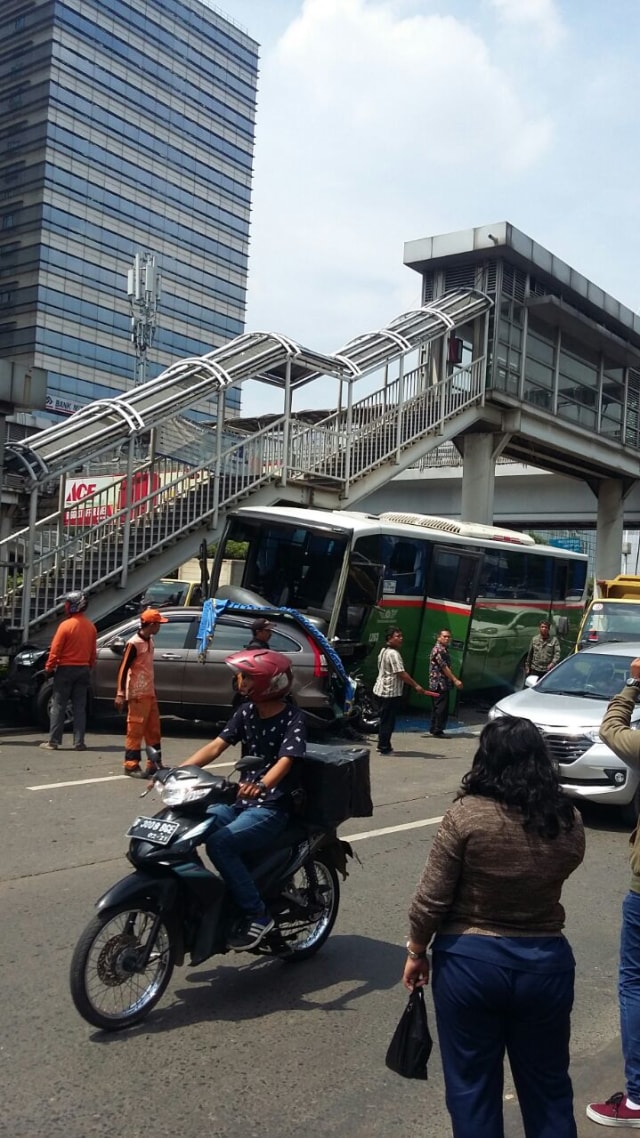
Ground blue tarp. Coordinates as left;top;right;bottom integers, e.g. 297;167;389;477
196;598;356;716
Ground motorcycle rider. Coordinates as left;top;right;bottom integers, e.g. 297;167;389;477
179;648;306;951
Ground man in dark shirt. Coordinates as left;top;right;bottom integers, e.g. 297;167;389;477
180;648;305;951
428;629;463;738
245;617;273;649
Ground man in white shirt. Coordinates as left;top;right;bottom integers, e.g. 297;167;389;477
373;626;425;755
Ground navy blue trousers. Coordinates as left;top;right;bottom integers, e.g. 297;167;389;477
431;950;577;1138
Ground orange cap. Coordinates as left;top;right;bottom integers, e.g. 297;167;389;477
140;608;169;624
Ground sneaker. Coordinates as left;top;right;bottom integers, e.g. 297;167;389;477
228;912;275;951
144;760;164;777
40;741;58;750
377;747;394;755
124;763;144;778
586;1093;640;1127
74;743;87;751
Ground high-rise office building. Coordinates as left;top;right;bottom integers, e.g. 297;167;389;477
0;0;257;447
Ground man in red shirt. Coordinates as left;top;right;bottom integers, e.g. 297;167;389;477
41;591;97;751
115;608;168;778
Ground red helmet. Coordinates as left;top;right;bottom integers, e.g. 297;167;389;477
225;649;293;703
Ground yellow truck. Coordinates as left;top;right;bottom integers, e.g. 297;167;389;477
577;575;640;649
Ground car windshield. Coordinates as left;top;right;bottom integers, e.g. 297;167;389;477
143;581;188;606
535;651;632;700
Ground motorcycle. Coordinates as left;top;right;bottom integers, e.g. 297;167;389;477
69;753;356;1032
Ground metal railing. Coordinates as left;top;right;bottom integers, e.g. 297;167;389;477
0;291;493;638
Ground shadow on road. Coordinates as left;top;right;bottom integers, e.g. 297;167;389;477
88;933;404;1041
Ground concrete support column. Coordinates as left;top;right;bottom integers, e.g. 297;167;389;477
460;434;496;525
595;479;625;579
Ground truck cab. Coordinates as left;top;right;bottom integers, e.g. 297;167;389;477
577;576;640;649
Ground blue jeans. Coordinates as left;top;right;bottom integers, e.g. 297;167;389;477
205;804;289;915
620;890;640;1101
432;949;576;1138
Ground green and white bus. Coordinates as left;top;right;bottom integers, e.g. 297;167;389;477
211;506;588;702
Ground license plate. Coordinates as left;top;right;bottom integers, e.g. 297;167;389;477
127;816;180;846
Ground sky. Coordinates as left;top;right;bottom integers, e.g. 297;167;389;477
215;0;640;414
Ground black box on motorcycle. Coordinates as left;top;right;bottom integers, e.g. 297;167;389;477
299;744;373;829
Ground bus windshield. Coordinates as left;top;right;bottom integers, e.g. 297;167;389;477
219;516;350;620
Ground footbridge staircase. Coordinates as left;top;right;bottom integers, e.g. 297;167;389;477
1;289;493;642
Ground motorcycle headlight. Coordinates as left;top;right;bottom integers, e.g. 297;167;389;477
160;778;211;806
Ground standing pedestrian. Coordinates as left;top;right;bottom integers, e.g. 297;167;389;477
373;627;425;755
525;620;560;679
115;607;168;778
403;717;585;1138
40;591;97;752
246;618;273;649
586;657;640;1127
428;629;462;738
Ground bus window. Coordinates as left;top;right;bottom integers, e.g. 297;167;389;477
382;536;427;597
430;548;479;604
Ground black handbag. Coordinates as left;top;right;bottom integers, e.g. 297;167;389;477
385;987;433;1080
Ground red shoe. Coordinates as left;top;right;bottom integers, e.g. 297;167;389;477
586;1092;640;1127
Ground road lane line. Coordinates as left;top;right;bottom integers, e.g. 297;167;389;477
343;817;443;841
27;760;238;790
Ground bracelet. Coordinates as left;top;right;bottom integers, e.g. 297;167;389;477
405;940;427;960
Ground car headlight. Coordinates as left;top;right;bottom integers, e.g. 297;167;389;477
15;650;45;667
488;705;506;720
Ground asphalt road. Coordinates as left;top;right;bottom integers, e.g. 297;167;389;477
0;713;631;1138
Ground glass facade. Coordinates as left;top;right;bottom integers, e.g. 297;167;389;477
421;256;640;452
0;0;256;446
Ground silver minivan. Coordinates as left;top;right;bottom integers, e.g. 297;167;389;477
488;641;640;822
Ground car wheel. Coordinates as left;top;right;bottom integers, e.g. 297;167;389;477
34;678;78;731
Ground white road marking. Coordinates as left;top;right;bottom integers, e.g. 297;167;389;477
343;817;443;841
26;760;237;791
25;771;445;840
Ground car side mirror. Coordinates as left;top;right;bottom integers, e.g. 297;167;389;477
524;675;538;688
109;639;126;656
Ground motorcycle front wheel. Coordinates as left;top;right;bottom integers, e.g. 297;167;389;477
70;902;176;1031
275;854;340;962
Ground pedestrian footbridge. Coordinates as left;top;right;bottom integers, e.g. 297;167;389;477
3;222;640;643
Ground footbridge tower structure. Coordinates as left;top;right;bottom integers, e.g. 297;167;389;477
404;223;640;580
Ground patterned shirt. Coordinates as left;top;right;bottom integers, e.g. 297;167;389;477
429;642;452;693
219;702;306;809
526;633;561;674
373;647;405;699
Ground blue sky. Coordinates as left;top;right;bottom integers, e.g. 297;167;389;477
215;0;640;411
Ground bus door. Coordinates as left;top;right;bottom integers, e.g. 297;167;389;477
420;546;482;694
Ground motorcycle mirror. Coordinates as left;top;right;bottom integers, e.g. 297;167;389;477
234;754;264;772
145;745;161;763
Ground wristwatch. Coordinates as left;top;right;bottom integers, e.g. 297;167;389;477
405;941;427;960
625;678;640;689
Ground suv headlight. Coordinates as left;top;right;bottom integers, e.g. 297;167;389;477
14;650;45;667
487;705;506;721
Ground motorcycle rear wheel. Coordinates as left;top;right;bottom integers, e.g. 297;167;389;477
70;902;176;1031
276;854;340;962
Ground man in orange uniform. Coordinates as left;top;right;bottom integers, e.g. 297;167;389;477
41;591;97;751
115;608;168;778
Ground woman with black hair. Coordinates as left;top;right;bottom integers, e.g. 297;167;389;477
402;717;585;1138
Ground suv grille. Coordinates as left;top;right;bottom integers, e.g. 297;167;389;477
539;732;593;764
